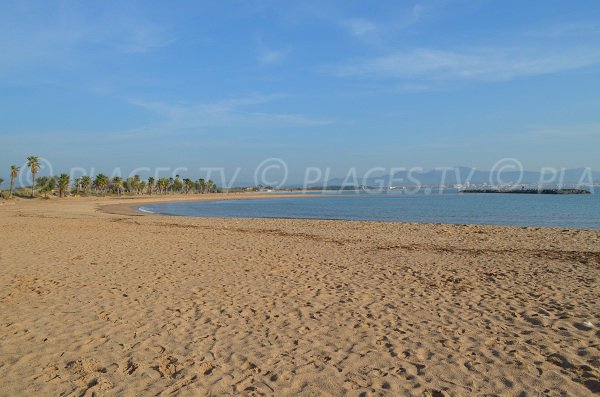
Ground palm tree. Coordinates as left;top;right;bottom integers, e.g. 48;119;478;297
27;156;40;197
198;178;206;194
125;177;133;193
133;175;141;194
81;176;92;194
207;179;216;193
147;177;155;195
57;173;70;197
0;178;4;197
74;177;81;195
157;178;169;194
112;176;124;196
37;176;55;198
9;165;19;199
183;178;193;193
173;175;183;193
94;174;109;194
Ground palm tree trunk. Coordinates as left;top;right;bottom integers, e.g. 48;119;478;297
9;177;14;199
31;173;36;197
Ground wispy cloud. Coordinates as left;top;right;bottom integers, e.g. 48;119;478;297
0;2;175;76
410;4;426;22
328;46;600;82
257;48;291;65
336;4;429;44
115;25;176;54
129;94;333;128
340;18;378;38
255;35;291;65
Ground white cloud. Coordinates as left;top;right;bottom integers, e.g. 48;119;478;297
257;48;291;65
340;18;377;37
410;4;426;22
0;2;176;76
254;33;291;65
337;3;431;43
117;26;176;54
129;94;333;128
329;46;600;82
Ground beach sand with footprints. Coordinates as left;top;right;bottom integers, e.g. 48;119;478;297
0;195;598;396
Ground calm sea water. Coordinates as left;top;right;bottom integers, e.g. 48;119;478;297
139;190;600;229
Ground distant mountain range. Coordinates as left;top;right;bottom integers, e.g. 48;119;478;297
319;167;600;188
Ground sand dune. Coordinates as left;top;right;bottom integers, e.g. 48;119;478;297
0;195;598;396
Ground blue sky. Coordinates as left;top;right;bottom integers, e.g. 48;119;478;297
1;0;600;182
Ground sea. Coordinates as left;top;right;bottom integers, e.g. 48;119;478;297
138;189;600;230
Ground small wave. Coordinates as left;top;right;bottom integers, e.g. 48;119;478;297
138;206;155;214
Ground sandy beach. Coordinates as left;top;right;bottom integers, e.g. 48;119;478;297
0;195;598;396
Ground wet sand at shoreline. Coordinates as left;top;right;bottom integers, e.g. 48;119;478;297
0;195;598;396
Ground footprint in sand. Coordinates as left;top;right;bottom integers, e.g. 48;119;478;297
197;361;216;375
121;358;138;375
153;355;179;379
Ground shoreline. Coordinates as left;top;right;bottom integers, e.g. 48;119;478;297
98;192;331;217
97;193;600;232
4;192;597;232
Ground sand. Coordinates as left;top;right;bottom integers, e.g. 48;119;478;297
0;194;598;396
